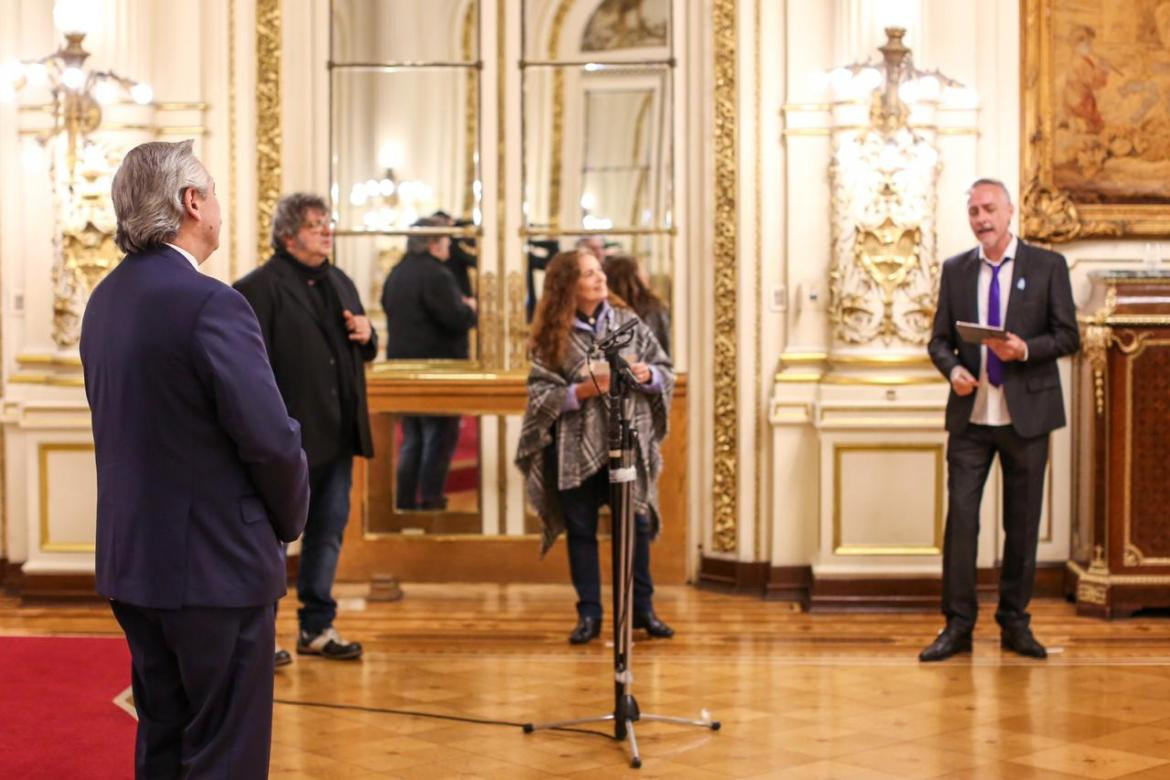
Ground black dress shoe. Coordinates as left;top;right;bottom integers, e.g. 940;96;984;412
918;627;972;662
569;616;602;645
633;612;674;639
1001;626;1047;659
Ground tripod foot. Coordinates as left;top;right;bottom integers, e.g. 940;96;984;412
631;757;642;769
711;721;721;731
521;724;534;733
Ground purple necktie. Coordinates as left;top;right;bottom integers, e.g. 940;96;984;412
986;261;1004;387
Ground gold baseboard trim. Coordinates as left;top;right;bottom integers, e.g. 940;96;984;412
1068;560;1170;585
833;545;941;556
10;373;85;388
16;353;82;368
819;372;944;386
774;372;824;384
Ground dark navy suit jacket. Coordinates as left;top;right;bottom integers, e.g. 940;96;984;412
81;245;309;609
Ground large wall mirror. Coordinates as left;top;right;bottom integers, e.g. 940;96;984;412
330;0;482;366
522;0;675;343
328;0;676;536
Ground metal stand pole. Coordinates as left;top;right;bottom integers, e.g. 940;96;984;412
522;331;719;769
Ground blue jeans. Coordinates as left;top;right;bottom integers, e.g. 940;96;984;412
397;415;461;509
559;467;654;620
297;455;353;634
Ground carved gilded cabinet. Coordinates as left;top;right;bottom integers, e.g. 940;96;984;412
1071;271;1170;617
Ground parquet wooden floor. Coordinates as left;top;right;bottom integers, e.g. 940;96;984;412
6;584;1170;778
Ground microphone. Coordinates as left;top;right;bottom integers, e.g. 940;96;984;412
595;317;638;353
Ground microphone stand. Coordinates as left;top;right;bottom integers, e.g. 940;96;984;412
522;325;719;769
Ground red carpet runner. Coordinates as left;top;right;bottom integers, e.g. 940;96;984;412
0;636;134;779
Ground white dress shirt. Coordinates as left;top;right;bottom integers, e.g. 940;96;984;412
969;234;1019;426
165;242;200;270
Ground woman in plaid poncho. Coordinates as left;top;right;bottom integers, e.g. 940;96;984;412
515;249;675;645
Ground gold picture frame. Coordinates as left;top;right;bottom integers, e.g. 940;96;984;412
1021;0;1170;242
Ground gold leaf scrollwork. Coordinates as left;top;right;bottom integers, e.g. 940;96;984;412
1124;544;1144;567
52;141;120;348
1020;172;1121;244
1089;543;1109;575
1077;580;1107;605
1080;325;1148;417
828;154;940;347
255;0;282;264
479;270;499;369
506;271;528;370
1081;323;1109;416
53;227;119;348
711;0;737;554
1113;328;1150;356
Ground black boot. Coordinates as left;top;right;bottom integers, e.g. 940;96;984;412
633;612;674;639
569;616;602;645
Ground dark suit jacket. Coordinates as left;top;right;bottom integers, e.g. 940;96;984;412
381;251;477;360
234;255;377;468
81;245;309;609
928;240;1080;438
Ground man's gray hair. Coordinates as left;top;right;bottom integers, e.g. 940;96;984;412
407;216;448;255
968;178;1013;205
111;140;211;254
271;192;329;251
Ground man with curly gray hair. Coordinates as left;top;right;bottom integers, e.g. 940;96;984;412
236;192;377;664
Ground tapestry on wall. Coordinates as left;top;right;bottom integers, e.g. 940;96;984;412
1022;0;1170;241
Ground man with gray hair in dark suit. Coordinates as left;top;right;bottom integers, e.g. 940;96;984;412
81;140;309;777
920;178;1079;663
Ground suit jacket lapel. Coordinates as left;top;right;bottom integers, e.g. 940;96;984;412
959;248;981;324
271;257;325;327
1005;241;1028;332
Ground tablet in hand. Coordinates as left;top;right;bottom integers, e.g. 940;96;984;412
956;321;1008;344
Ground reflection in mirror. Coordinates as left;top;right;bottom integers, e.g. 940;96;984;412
522;233;671;349
581;86;667;230
333;0;479;64
367;412;482;534
332;69;479;233
331;67;480;363
523;0;671;62
523;65;671;231
340;230;479;364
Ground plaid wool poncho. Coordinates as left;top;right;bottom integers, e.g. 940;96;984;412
515;305;674;556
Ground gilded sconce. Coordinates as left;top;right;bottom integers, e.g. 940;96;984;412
1;0;154;348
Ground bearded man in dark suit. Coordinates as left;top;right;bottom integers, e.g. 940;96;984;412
920;178;1080;662
81;140;309;777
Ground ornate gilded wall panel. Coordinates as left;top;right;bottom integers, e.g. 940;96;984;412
828;131;939;346
256;0;282;262
712;0;737;554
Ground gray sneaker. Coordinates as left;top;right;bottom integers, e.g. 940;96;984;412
296;627;362;660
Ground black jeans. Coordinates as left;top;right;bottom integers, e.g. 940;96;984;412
942;424;1049;634
558;467;654;620
397;415;461;509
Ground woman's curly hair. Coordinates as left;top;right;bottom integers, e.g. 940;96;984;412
530;250;626;368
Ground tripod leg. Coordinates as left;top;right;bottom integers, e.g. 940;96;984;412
639;713;721;730
626;720;641;769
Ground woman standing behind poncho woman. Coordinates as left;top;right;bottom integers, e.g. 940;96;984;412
515;250;676;645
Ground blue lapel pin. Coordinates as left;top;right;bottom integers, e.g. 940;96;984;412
1017;278;1026;291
